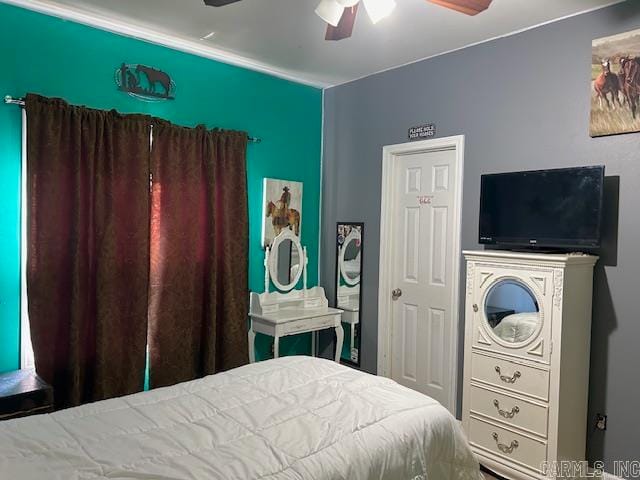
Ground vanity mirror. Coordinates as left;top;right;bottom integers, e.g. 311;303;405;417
484;279;540;344
269;230;304;292
335;223;363;366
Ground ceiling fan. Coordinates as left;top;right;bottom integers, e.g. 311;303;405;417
203;0;242;6
315;0;493;40
316;0;396;41
203;0;493;41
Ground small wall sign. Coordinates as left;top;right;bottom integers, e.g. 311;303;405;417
115;63;176;102
408;123;436;141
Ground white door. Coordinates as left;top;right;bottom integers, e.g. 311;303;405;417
384;141;462;413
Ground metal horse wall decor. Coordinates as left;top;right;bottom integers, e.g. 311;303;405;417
115;63;176;101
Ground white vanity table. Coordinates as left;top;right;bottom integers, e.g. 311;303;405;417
249;229;344;363
337;291;359;362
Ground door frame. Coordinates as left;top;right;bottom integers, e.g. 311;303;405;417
377;135;465;413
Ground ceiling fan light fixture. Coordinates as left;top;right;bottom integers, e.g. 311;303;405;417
427;0;492;16
315;0;346;27
362;0;396;24
203;0;242;6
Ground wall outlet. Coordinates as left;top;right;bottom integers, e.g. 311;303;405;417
595;413;607;431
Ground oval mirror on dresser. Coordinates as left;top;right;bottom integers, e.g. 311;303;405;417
484;280;540;345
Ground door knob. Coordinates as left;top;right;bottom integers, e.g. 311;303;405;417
392;288;402;301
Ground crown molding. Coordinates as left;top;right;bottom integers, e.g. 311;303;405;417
0;0;327;88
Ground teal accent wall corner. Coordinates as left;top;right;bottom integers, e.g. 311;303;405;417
0;3;323;372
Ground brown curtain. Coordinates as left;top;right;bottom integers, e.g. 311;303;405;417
148;121;249;388
26;94;152;408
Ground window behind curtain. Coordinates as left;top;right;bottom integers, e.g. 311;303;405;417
20;107;35;370
19;118;157;373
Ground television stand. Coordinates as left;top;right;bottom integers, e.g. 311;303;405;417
486;246;592;256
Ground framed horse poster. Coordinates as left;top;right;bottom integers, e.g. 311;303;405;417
261;178;303;248
591;28;640;137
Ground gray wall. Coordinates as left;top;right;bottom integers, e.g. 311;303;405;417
321;1;640;470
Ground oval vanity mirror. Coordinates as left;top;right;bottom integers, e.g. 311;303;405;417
269;230;304;292
484;280;540;344
339;231;361;286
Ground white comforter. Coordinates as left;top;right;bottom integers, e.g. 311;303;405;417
0;356;481;480
493;312;540;343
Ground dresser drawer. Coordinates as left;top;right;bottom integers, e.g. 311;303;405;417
281;314;339;335
471;352;550;401
469;384;548;437
469;416;547;473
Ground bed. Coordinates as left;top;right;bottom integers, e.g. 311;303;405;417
492;312;540;343
0;356;482;480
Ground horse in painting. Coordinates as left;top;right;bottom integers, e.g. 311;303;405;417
594;59;622;110
620;56;640;118
266;201;301;236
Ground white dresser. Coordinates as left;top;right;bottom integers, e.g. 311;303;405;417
461;250;597;480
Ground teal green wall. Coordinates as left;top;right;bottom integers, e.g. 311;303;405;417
0;3;322;372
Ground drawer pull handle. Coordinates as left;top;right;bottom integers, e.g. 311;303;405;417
493;399;520;419
492;432;519;454
494;366;521;384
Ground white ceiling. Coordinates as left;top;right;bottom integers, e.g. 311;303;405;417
6;0;623;87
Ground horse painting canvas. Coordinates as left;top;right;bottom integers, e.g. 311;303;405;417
261;178;303;248
591;28;640;137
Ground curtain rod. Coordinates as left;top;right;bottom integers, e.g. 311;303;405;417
4;96;262;144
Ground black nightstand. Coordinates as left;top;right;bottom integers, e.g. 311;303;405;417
0;370;54;421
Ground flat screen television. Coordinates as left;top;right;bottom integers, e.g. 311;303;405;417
479;166;605;249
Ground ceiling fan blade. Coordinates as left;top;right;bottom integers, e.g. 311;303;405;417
203;0;242;6
325;5;359;41
427;0;492;15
